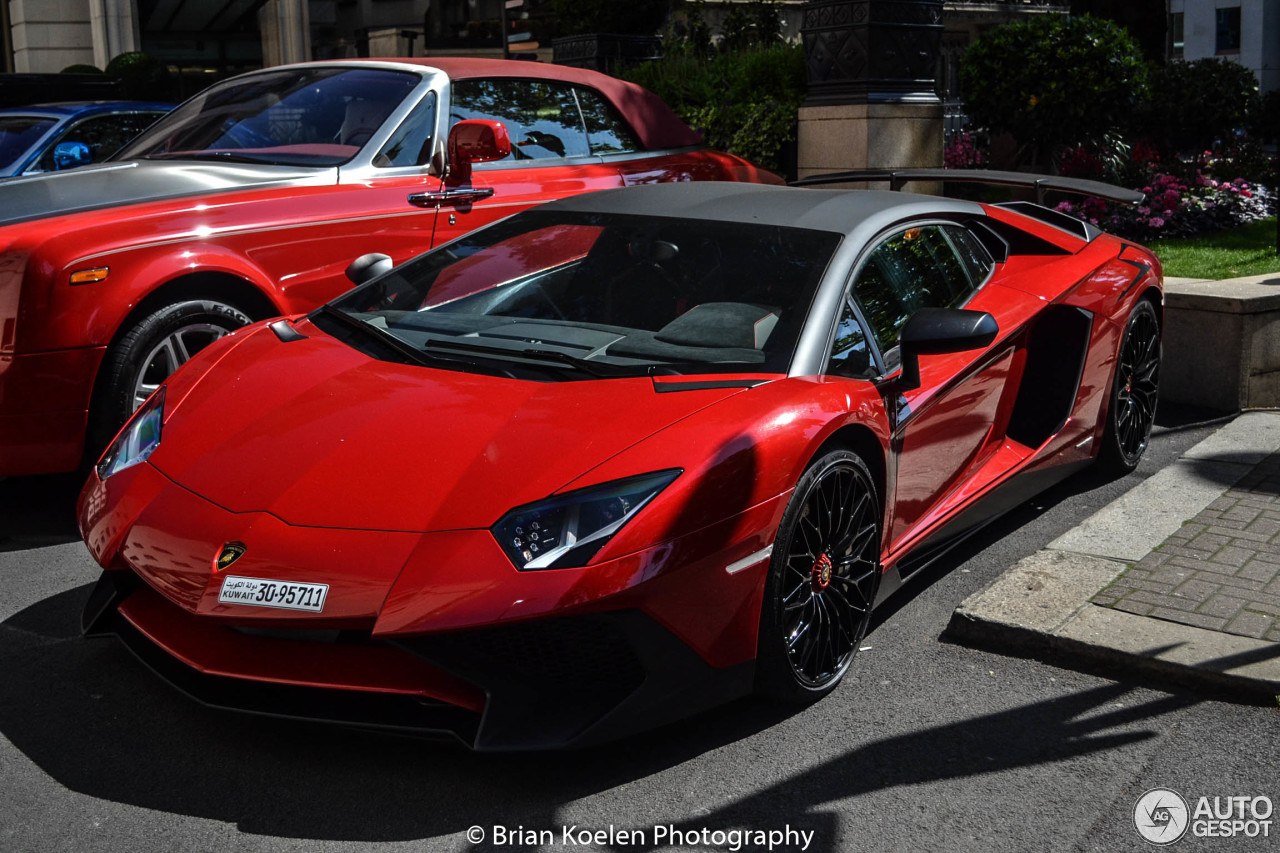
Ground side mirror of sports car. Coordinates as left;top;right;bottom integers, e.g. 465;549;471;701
447;119;511;183
896;307;998;391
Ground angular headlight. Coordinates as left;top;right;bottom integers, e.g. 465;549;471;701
96;386;165;481
492;469;681;570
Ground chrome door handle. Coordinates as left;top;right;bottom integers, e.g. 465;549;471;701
407;187;495;208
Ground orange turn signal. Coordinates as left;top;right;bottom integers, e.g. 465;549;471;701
70;267;110;285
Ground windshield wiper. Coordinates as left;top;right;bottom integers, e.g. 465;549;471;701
422;338;638;378
316;305;471;370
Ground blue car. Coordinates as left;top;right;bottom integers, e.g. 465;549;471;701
0;100;171;178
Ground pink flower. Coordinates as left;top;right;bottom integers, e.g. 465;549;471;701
1149;217;1165;228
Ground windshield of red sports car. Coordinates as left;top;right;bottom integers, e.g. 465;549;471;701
113;67;421;167
320;211;840;379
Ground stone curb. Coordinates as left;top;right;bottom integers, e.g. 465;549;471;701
944;412;1280;700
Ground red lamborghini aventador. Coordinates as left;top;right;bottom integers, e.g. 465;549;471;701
78;178;1162;750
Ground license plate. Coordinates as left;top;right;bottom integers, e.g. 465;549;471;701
218;575;329;613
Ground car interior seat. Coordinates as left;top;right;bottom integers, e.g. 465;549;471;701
337;99;389;147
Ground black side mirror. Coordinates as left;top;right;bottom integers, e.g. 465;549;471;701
897;307;998;390
345;252;393;285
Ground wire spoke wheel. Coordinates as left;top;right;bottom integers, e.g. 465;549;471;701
1103;300;1160;472
759;449;880;700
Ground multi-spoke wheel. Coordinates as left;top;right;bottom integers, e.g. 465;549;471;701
87;299;253;461
757;449;881;702
130;321;233;410
1100;299;1160;473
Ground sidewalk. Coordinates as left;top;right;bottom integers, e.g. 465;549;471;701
945;410;1280;700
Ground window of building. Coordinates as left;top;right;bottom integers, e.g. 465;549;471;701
1169;12;1184;59
1216;7;1241;54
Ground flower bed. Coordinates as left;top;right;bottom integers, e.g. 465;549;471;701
1055;169;1271;242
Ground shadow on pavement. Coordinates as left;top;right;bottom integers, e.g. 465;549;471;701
0;472;84;551
0;583;1235;848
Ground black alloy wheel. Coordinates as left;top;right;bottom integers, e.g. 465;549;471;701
1101;299;1161;473
757;449;881;701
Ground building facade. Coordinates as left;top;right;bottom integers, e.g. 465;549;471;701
1169;0;1279;93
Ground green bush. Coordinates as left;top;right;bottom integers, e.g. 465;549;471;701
959;14;1148;168
721;0;784;52
105;52;170;100
1142;58;1260;156
60;64;102;74
621;42;804;174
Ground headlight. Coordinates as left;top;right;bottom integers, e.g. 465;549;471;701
492;469;681;570
96;386;165;481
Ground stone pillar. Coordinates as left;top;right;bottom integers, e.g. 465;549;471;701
89;0;139;69
259;0;311;67
796;0;944;181
9;0;95;72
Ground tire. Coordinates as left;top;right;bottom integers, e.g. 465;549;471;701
756;449;881;703
1099;299;1161;474
86;299;252;459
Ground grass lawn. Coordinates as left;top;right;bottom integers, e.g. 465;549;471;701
1148;217;1280;280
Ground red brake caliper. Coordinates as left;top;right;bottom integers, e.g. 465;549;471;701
811;552;833;591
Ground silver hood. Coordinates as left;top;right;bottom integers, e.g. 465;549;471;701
0;159;338;228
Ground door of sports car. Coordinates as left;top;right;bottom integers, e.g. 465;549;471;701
841;223;1032;556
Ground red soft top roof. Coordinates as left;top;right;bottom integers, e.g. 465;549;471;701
344;57;703;151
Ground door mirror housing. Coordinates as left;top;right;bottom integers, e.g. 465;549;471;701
345;252;393;285
896;307;998;390
52;141;92;171
446;119;511;183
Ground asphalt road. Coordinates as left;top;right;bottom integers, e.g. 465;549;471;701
1;405;1276;853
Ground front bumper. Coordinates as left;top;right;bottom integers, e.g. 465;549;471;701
83;570;755;750
78;457;777;749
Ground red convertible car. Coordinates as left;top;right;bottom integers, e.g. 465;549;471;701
0;58;778;477
79;179;1162;750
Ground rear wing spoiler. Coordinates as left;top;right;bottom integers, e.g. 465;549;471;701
790;168;1145;206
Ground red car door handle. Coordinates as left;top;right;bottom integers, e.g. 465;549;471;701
408;187;495;208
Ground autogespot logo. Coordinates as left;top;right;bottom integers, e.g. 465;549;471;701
1135;788;1190;845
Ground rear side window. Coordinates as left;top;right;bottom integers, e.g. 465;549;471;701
575;87;640;155
451;79;590;160
449;79;641;161
944;225;995;286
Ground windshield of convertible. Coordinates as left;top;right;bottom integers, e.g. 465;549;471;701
114;67;420;167
321;210;840;379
